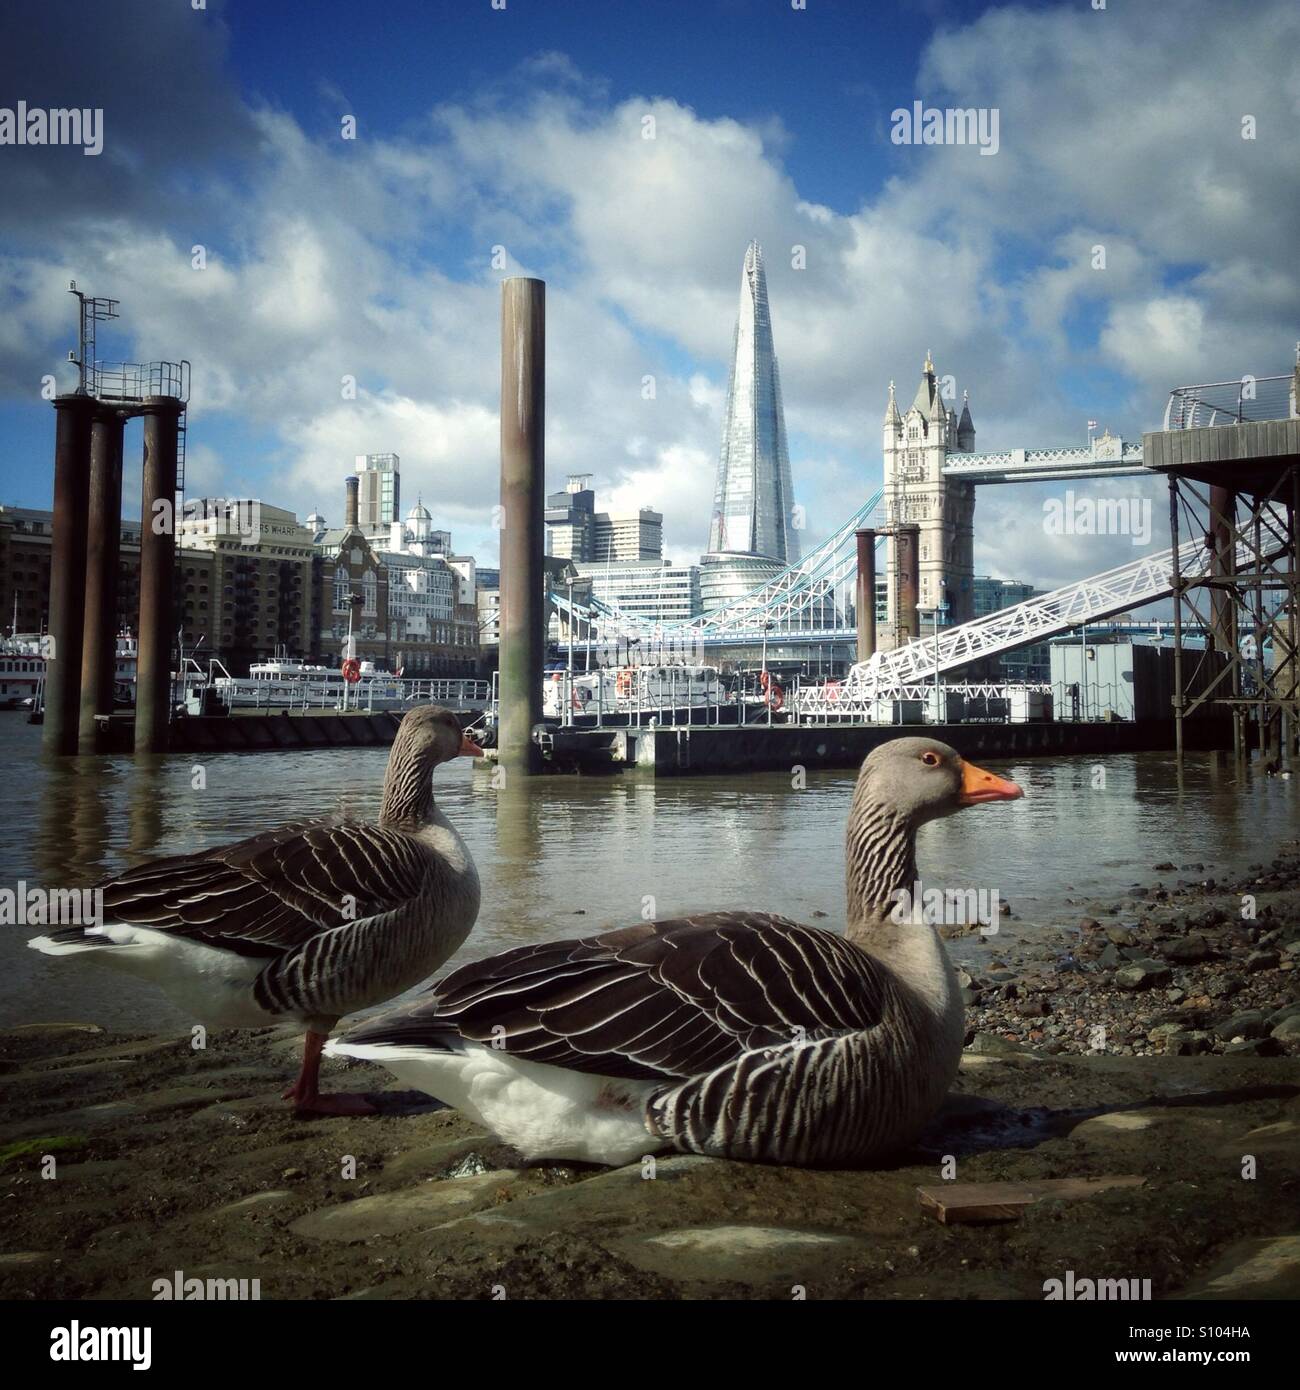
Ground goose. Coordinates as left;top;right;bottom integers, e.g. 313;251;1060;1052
326;736;1023;1164
29;705;483;1115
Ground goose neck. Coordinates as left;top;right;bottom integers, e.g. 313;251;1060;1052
379;737;434;826
843;783;918;942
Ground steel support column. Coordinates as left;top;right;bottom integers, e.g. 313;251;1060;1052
78;405;126;753
497;277;545;778
895;524;920;645
135;396;182;755
854;528;877;665
1168;478;1186;761
43;395;97;755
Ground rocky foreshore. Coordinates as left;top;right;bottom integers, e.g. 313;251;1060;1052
954;843;1300;1061
1;849;1298;1301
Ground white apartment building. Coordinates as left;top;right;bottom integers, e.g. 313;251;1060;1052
576;560;701;624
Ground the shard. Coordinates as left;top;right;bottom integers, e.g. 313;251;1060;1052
706;241;800;565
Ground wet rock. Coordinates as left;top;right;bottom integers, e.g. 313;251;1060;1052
1207;976;1245;1000
1105;926;1136;947
1153;861;1176;871
1114;960;1172;992
1161;935;1212;964
0;1251;54;1269
609;1224;858;1286
1270;1015;1300;1042
1246;949;1281;973
965;1032;1034;1056
290;1169;527;1243
1223;1038;1281;1057
1098;944;1121;970
212;1190;294;1216
1073;1111;1155;1136
1214;1011;1267;1041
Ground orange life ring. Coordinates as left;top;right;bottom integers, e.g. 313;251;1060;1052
341;657;362;684
615;668;632;697
768;683;784;712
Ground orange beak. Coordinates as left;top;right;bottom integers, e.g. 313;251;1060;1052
459;735;485;758
958;759;1023;805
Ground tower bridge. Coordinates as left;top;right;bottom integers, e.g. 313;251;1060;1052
554;351;1300;729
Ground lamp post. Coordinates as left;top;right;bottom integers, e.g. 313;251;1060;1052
920;598;947;724
762;619;774;727
564;575;574;727
344;592;362;712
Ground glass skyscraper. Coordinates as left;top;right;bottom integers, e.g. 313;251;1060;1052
705;241;800;566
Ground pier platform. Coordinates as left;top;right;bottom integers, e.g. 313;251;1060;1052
87;710;1234;767
535;717;1235;776
95;709;409;754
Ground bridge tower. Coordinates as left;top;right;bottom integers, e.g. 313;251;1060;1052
880;353;977;649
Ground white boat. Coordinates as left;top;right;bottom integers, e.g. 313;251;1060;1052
543;664;725;719
1;633;137;711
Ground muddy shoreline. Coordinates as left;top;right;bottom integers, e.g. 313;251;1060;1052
2;850;1298;1301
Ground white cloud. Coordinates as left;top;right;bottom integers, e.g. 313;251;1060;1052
3;0;1297;596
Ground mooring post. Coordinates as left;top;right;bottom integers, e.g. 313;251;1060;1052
135;396;183;755
1168;477;1186;762
43;394;97;755
498;277;546;778
855;528;877;664
78;404;126;753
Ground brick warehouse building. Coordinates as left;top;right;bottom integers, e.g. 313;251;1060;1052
4;476;481;678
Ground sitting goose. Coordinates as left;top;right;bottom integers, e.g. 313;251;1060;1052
326;736;1022;1164
29;705;482;1115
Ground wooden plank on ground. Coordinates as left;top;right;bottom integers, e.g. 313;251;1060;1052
916;1175;1146;1225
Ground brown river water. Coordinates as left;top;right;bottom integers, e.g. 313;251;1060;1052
1;716;1296;1029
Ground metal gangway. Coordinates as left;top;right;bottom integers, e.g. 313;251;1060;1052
798;530;1283;715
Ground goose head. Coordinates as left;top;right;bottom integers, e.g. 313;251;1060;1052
845;737;1023;944
856;736;1023;826
381;705;482;824
395;704;484;765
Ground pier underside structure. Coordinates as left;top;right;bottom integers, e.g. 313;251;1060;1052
1150;419;1300;762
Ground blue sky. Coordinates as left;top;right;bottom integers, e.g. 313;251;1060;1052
1;0;1296;587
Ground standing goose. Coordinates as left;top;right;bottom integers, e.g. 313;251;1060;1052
327;736;1022;1164
29;705;482;1115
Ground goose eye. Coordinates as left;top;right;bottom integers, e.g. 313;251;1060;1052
920;751;941;767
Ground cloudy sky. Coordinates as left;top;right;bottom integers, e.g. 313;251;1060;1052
1;0;1297;592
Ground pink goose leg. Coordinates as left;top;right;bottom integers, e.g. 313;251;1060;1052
282;1030;377;1116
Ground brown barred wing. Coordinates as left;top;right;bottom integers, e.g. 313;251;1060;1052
340;912;894;1082
97;819;432;957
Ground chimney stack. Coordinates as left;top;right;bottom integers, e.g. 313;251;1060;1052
345;474;359;529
